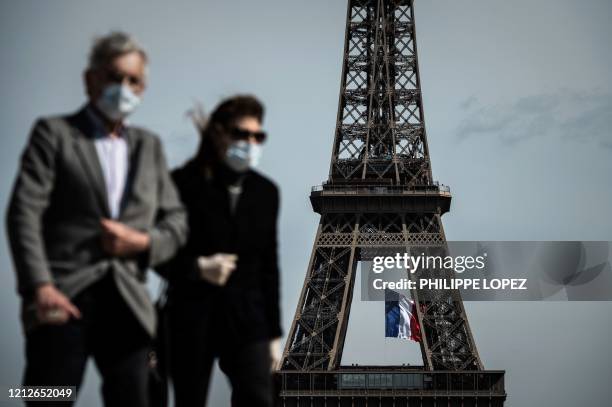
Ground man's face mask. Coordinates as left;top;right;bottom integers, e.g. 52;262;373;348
95;83;141;121
224;140;263;173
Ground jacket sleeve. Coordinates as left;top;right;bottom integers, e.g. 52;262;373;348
261;184;283;339
6;119;57;296
144;137;188;268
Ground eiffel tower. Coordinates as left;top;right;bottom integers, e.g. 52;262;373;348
277;1;506;406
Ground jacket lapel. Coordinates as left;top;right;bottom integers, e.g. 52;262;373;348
70;108;111;218
119;126;143;217
233;172;256;216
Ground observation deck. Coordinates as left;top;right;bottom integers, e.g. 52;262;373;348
309;182;452;215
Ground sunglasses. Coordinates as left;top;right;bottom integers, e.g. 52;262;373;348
230;127;267;143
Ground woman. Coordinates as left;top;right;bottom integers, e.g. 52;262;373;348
159;95;282;407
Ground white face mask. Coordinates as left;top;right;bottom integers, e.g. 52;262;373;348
95;83;141;121
224;140;263;173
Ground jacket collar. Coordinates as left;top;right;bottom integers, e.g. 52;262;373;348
68;104;140;219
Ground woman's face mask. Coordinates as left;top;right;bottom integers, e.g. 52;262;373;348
224;140;263;173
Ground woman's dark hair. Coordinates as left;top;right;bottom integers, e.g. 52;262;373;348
194;95;265;168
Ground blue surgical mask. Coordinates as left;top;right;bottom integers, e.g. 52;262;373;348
225;140;263;173
95;83;141;121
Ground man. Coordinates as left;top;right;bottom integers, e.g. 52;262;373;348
6;32;187;406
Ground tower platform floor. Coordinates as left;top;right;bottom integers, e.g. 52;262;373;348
276;367;506;407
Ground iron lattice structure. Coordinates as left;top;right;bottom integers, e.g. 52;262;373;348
277;0;505;405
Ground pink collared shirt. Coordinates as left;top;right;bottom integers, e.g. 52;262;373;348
87;107;129;219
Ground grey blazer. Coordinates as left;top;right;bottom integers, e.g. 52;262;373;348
6;106;188;336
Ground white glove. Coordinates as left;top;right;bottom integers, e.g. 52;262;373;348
269;337;282;371
196;253;238;286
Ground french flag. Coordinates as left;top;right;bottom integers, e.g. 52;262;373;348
385;289;421;342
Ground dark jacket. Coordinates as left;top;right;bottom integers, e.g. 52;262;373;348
160;159;282;344
6;106;188;335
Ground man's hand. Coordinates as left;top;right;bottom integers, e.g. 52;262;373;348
269;337;282;372
196;253;238;286
101;219;150;257
35;283;81;325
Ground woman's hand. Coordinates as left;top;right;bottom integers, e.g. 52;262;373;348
269;337;282;371
196;253;238;286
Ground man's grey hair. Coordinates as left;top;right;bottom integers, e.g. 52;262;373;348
88;31;147;70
